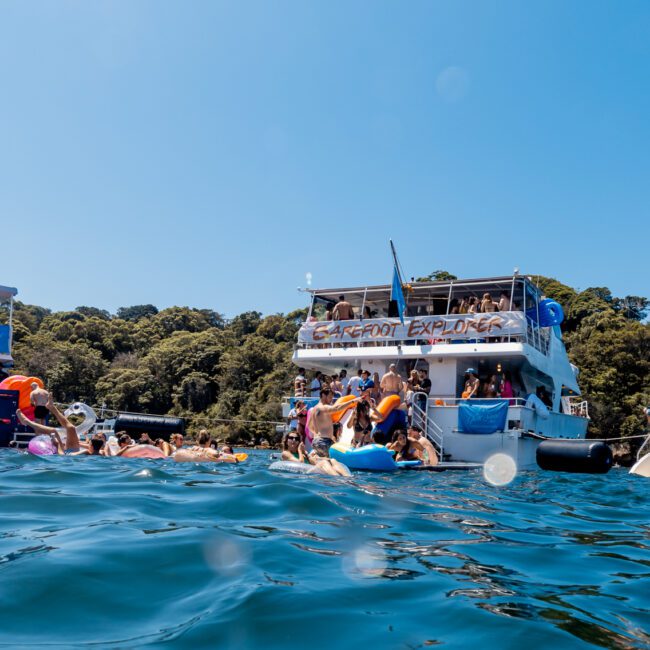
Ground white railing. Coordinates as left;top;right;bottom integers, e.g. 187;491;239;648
411;392;444;458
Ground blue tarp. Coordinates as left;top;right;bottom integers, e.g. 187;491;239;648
289;397;319;410
458;399;509;434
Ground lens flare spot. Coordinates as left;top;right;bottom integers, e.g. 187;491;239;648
342;544;388;580
483;453;517;487
204;537;249;576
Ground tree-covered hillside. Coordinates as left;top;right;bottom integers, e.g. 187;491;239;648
4;276;649;452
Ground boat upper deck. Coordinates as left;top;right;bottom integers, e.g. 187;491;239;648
297;275;554;357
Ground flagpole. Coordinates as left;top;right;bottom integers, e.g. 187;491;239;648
389;239;405;286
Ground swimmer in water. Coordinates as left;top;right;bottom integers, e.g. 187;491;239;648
17;392;82;455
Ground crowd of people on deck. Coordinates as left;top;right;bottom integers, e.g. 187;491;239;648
287;365;439;469
13;387;239;462
320;292;520;322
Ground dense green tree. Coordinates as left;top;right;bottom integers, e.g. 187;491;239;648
415;270;458;282
116;304;159;322
5;275;647;452
76;306;111;320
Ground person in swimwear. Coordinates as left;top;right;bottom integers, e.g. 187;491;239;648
16;392;82;454
175;430;238;463
380;364;403;399
407;424;438;466
29;382;49;424
309;388;361;457
155;437;174;456
387;429;422;462
170;433;184;451
349;398;382;447
281;431;308;462
332;295;354;320
70;436;105;456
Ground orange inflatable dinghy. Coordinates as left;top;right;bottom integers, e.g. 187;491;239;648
331;394;358;423
374;394;401;422
0;375;45;419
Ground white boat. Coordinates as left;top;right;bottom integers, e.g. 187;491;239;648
288;273;589;470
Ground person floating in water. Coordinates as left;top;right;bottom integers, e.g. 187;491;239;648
17;392;82;454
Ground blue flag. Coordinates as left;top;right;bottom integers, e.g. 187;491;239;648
391;265;406;324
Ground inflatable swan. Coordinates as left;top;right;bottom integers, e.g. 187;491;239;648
56;402;97;442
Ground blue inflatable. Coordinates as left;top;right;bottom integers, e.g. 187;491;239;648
372;408;407;445
329;443;421;472
526;299;564;327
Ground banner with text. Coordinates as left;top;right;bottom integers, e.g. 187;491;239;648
298;311;527;344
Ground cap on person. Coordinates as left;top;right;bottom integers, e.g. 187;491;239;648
389;363;396;370
465;368;477;375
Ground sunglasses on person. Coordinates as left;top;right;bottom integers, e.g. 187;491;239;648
287;436;300;441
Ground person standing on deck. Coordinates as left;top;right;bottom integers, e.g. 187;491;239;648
310;371;323;397
498;292;511;312
346;369;363;396
310;388;361;456
294;368;307;397
381;364;403;398
339;369;350;395
332;295;354;320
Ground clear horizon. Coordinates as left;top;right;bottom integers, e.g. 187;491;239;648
1;2;648;317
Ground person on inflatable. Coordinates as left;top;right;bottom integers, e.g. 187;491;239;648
407;425;438;466
386;429;423;462
17;392;82;454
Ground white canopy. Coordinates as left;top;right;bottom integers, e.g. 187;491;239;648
0;285;17;301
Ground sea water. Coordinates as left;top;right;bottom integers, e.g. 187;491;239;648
0;450;648;649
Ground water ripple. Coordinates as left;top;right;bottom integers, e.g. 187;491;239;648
0;450;648;649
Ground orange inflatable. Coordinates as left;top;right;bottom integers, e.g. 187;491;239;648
374;394;401;422
331;394;358;423
0;375;44;420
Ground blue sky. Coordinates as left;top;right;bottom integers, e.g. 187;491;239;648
1;1;648;316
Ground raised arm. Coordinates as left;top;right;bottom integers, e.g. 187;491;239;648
47;394;80;450
320;398;361;414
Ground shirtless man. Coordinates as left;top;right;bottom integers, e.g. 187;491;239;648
498;292;511;312
380;364;403;398
332;295;354;321
463;368;480;399
407;424;439;466
30;382;49;424
309;388;361;457
17;392;81;454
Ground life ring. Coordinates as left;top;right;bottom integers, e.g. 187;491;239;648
538;299;564;327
